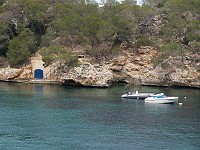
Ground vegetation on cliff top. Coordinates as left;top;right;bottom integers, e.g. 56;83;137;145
0;0;199;67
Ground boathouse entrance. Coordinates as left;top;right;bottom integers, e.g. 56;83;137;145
34;69;43;79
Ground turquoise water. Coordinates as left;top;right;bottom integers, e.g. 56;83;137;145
0;82;200;150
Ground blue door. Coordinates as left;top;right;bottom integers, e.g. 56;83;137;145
34;69;43;79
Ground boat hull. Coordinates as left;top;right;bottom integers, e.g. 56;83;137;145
121;93;154;99
145;97;179;104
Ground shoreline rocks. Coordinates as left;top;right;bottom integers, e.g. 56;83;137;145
0;46;199;88
61;63;113;87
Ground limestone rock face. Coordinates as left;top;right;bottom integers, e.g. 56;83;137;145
61;63;113;87
140;53;200;88
0;65;32;80
16;65;33;79
102;46;199;88
61;46;200;88
182;11;193;21
109;46;157;84
0;46;199;88
0;67;21;80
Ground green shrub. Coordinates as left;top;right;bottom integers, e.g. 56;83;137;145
60;53;79;70
42;55;55;67
40;45;79;69
134;35;153;48
151;54;165;65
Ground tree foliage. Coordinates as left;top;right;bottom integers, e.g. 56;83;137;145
6;28;35;66
0;0;199;66
40;45;79;68
134;34;153;48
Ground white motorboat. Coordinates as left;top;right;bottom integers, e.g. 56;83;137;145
145;93;178;104
121;91;154;99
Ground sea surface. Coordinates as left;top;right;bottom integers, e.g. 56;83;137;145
0;82;200;150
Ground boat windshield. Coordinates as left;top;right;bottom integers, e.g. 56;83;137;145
156;95;165;98
154;93;166;98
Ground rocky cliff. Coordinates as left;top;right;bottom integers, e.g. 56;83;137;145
0;65;32;81
62;63;113;87
61;46;200;88
0;46;199;88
